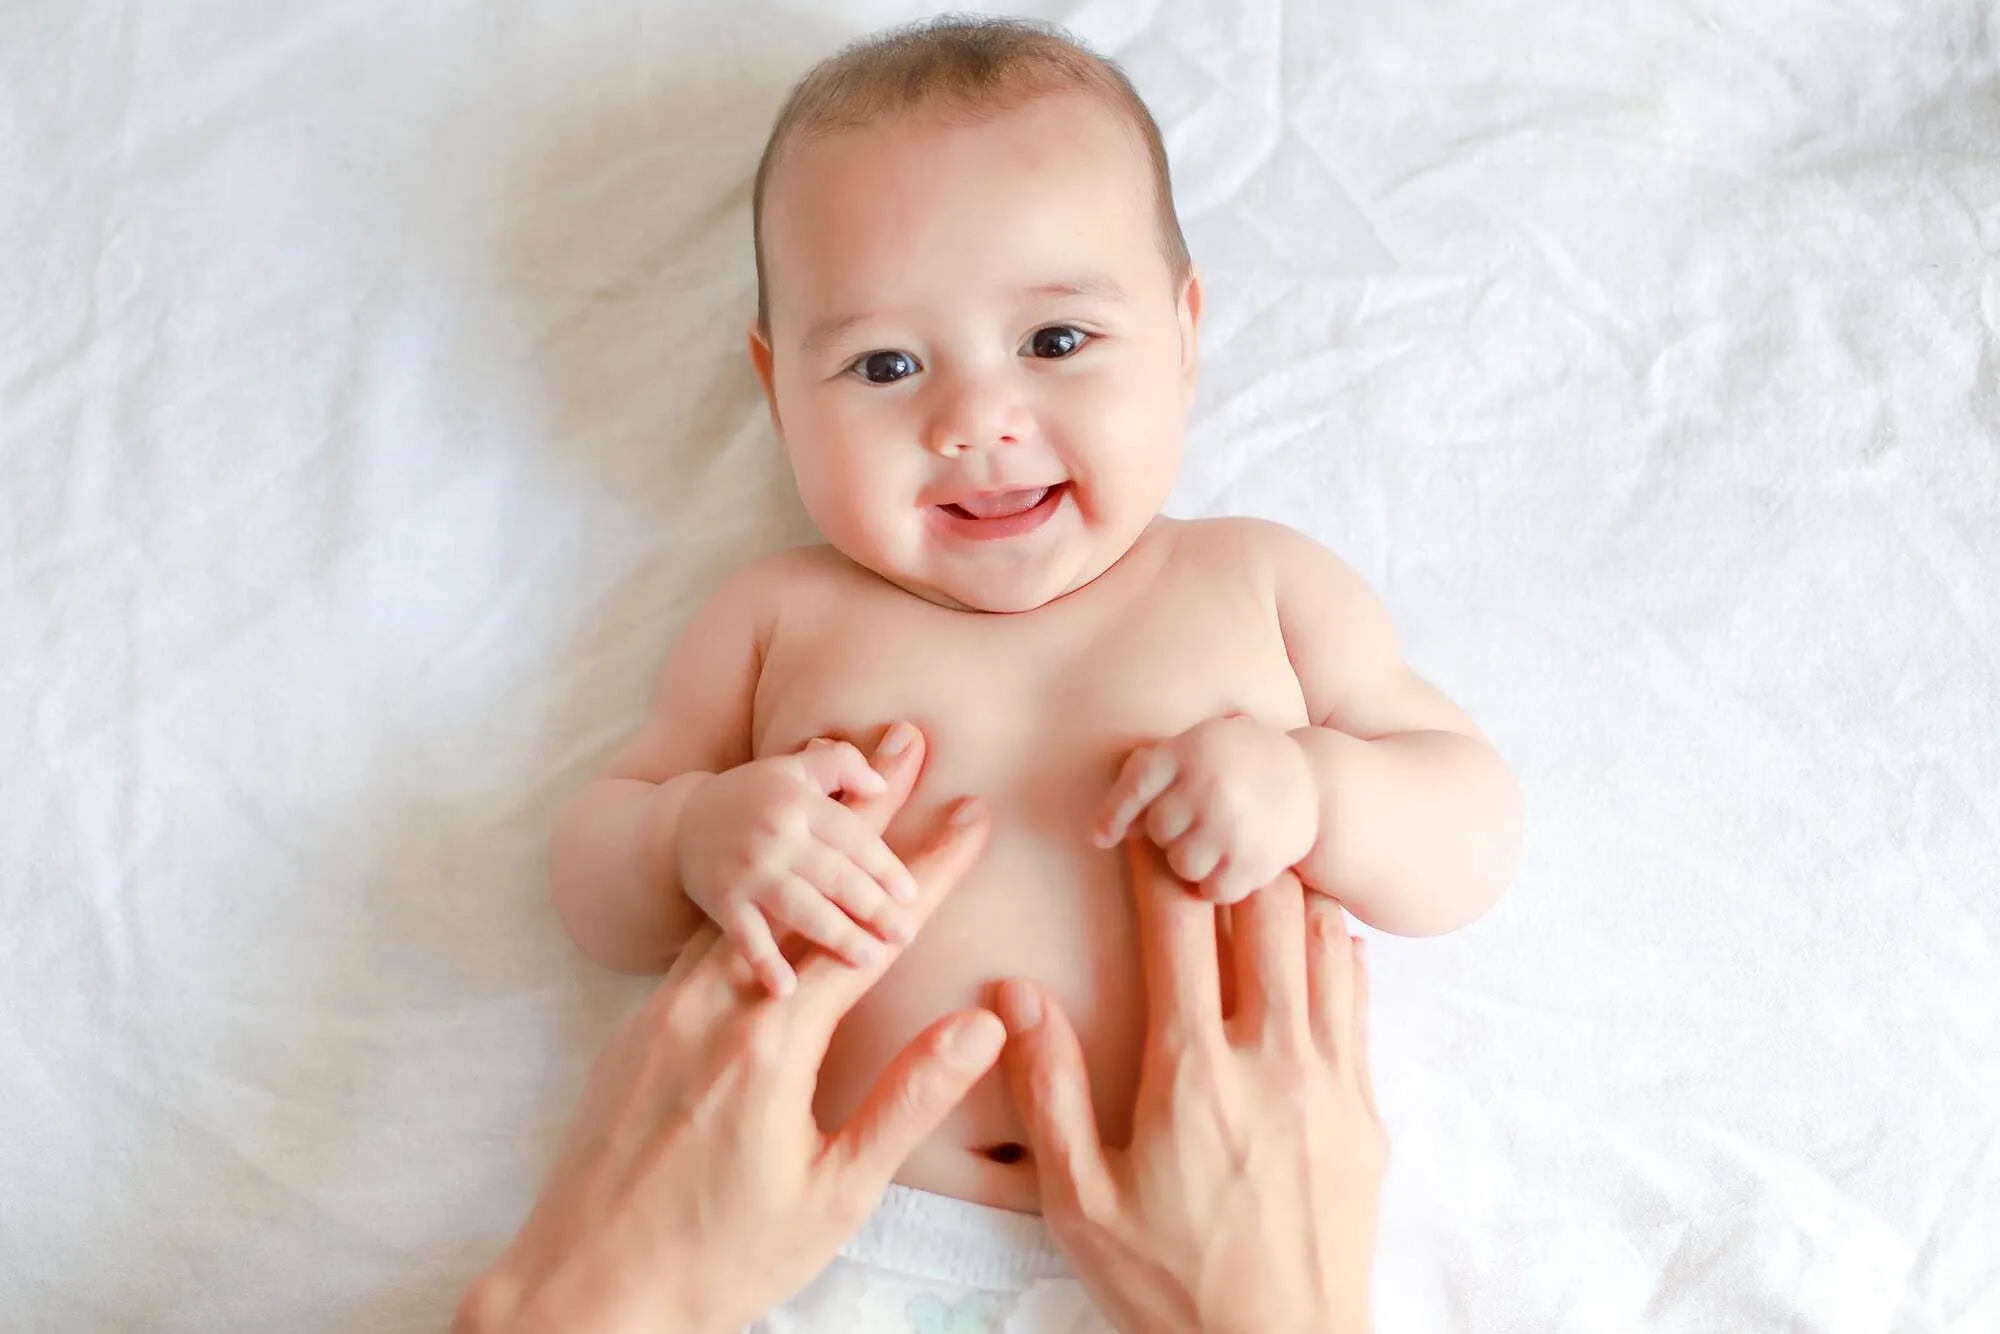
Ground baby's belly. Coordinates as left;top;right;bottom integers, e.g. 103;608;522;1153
811;778;1144;1214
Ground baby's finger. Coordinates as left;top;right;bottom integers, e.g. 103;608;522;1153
793;739;888;800
797;840;913;945
1142;787;1198;848
811;799;921;906
1165;826;1224;886
722;903;796;997
1199;856;1264;907
1095;745;1179;848
770;875;884;969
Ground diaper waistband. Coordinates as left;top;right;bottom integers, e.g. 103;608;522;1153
838;1183;1072;1291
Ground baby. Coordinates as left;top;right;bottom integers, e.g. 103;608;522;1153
549;17;1520;1217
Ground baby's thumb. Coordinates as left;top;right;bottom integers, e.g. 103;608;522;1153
831;1008;1004;1189
996;980;1115;1216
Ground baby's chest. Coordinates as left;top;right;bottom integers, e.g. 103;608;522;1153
753;590;1311;797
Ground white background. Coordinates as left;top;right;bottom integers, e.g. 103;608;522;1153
3;0;1996;1329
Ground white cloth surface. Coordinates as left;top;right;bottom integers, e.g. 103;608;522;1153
3;0;1997;1330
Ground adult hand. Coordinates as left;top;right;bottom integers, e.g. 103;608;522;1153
997;841;1386;1334
458;778;1003;1334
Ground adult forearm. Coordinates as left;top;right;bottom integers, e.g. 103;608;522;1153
548;772;712;973
1289;725;1520;936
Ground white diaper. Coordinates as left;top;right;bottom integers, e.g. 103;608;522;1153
745;1183;1112;1333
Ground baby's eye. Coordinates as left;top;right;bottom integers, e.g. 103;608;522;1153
1026;326;1089;360
852;350;921;384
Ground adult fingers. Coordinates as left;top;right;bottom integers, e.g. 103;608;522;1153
661;921;727;990
996;979;1116;1219
1352;938;1380;1123
1303;894;1355;1061
811;799;920;907
789;798;992;1034
1225;872;1311;1048
1094;745;1178;848
841;721;927;836
793;739;888;801
826;1008;1005;1192
1125;838;1224;1051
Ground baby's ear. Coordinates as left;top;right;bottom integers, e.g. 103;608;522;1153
746;322;782;432
1177;266;1204;385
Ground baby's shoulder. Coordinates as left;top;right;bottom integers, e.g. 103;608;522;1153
1166;515;1337;586
708;542;865;606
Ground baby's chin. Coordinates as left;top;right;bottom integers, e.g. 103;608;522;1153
848;549;1103;615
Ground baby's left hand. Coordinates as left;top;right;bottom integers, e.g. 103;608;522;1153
1094;714;1319;905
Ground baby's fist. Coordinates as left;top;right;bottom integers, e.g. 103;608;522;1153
1095;714;1318;904
675;730;922;995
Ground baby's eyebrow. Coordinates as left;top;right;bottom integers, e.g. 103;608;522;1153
796;274;1130;356
799;313;869;359
1023;274;1128;303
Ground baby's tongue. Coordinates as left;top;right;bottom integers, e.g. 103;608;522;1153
955;487;1050;520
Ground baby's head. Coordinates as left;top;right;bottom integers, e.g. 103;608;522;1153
748;15;1201;613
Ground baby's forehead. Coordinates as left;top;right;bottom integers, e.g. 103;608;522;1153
771;90;1151;213
824;86;1123;148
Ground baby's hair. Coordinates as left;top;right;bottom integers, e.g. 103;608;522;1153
751;13;1191;334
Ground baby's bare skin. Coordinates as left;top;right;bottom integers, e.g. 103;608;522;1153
758;524;1309;1208
549;84;1520;1212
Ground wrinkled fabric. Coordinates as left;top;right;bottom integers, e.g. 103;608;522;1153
2;0;1996;1330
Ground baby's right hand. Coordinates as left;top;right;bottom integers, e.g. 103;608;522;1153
675;724;925;996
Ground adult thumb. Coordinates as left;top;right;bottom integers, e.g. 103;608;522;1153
793;738;887;799
830;1008;1005;1189
995;979;1115;1217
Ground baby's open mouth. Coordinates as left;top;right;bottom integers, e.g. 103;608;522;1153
941;485;1060;521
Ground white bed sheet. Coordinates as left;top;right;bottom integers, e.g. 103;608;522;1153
4;0;1997;1329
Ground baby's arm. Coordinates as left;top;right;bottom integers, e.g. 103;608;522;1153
1268;524;1522;936
547;563;769;974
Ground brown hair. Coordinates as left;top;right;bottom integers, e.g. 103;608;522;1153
751;13;1191;333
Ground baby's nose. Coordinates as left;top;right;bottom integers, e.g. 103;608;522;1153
922;374;1030;456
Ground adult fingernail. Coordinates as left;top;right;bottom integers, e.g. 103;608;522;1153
877;722;913;760
943;1015;1004;1070
996;980;1042;1033
949;796;985;826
